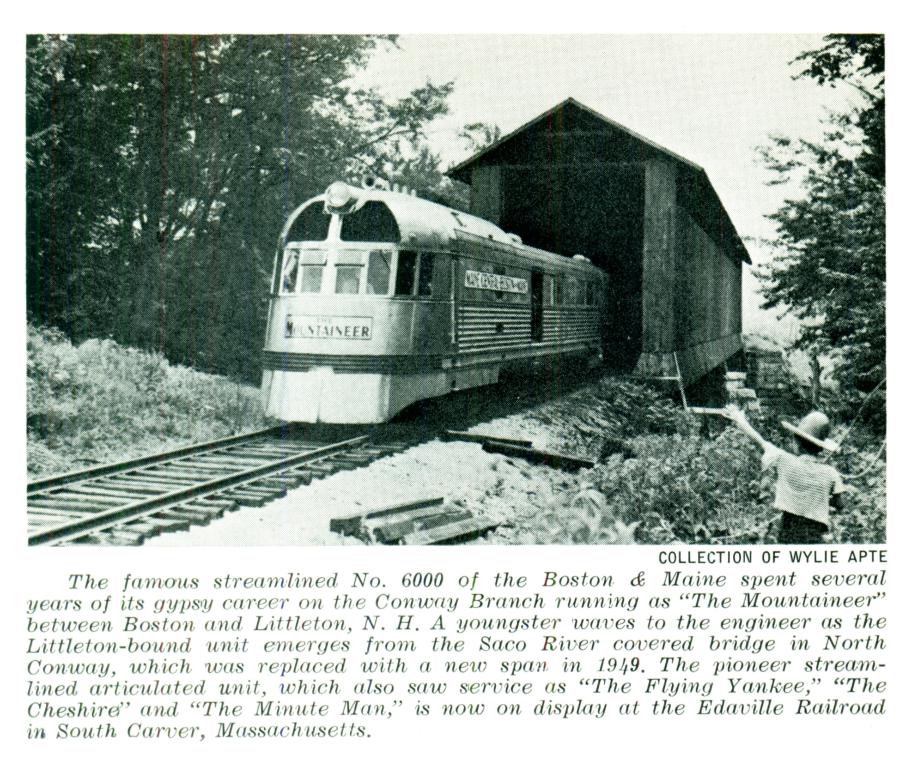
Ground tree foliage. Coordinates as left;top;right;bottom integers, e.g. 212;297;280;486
27;35;455;379
757;35;885;421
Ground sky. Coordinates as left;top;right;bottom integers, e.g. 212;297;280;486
352;34;861;340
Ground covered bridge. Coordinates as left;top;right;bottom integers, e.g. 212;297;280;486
448;98;750;382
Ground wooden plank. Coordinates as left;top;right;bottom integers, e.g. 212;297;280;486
641;158;678;355
400;516;500;546
330;497;444;536
184;499;229;514
362;503;459;532
132;516;186;528
443;430;534;448
75;481;167;496
281;467;315;484
481;441;595;471
470;164;504;224
28;495;102;508
230;484;285;498
161;507;215;526
100;529;146;545
126;470;202;484
62;484;155;500
103;475;206;490
27;506;97;518
43;489;131;505
298;463;340;476
322;451;364;462
235;445;314;457
189;455;276;468
257;476;301;489
226;491;272;508
373;509;473;544
29;515;71;528
196;496;238;510
157;462;241;474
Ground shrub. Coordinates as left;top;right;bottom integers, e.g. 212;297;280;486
27;324;267;476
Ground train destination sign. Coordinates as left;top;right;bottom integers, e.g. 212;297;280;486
285;314;372;340
464;269;528;294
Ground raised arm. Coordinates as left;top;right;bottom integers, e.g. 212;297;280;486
724;405;771;450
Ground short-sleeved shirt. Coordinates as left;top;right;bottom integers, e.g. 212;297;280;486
761;445;845;526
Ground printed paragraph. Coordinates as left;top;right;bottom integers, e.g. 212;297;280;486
24;548;888;741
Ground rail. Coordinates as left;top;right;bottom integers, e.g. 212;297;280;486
26;427;414;547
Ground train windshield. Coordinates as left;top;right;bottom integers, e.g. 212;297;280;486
298;250;326;294
287;202;330;243
334;250;364;294
340;201;400;243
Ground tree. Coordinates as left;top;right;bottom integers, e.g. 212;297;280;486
378;123;501;211
27;35;456;379
757;35;885;425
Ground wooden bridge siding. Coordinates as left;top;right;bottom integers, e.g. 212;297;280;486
636;159;743;379
668;205;743;379
466;155;744;383
470;164;505;225
640;159;677;361
676;209;742;344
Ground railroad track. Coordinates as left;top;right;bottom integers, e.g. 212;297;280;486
27;426;409;547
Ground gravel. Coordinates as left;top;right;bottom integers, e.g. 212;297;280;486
146;381;605;547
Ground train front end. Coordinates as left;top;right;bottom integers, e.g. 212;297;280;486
261;182;452;424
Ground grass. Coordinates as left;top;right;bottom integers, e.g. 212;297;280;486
27;324;268;477
26;325;886;545
501;377;886;545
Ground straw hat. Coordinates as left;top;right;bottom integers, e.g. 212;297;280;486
782;411;839;453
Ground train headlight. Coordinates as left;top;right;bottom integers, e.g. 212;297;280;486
325;182;355;211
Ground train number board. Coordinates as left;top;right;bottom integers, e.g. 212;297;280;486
464;269;528;295
285;314;372;339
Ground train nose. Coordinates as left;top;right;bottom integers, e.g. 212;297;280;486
262;366;330;423
262;366;393;424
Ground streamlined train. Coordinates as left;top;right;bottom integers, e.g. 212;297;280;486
261;181;608;423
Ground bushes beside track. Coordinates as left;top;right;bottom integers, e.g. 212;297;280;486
490;377;886;546
27;324;267;477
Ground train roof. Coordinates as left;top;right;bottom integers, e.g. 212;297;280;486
285;183;606;274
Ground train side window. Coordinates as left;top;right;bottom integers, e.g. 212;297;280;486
281;249;299;294
565;277;579;305
366;250;392;295
340;201;401;243
418;253;435;297
494;266;506;301
543;274;554;306
287;202;330;242
395;250;417;296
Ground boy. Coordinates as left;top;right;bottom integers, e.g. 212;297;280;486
724;406;845;544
